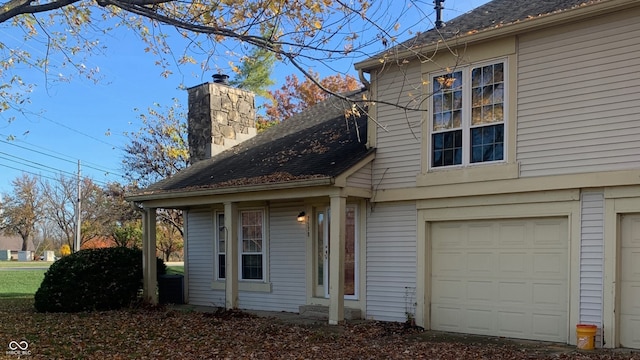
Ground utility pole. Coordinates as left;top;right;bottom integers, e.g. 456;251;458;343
74;160;82;252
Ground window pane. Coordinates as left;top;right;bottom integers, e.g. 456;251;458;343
344;207;356;296
494;63;504;82
218;254;226;279
471;124;504;163
218;213;225;253
433;71;462;132
317;212;324;286
242;210;262;253
242;254;262;280
432;130;462;167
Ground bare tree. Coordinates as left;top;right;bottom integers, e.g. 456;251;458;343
0;174;44;251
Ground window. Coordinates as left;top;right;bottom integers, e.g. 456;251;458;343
431;61;505;168
240;210;264;280
216;212;225;280
214;209;266;283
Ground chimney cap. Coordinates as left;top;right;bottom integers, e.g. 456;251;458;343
212;73;230;85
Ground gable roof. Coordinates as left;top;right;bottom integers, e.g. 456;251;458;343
356;0;629;70
131;89;371;199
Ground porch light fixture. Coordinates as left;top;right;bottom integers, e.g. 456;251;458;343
297;211;306;223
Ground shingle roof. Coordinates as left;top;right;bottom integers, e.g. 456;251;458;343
374;0;606;62
138;89;371;195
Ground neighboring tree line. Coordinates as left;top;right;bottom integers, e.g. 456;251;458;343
0;67;360;261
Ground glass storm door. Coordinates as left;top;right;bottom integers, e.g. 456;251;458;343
315;206;357;299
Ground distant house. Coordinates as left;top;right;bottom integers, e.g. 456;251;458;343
128;0;640;349
0;235;34;260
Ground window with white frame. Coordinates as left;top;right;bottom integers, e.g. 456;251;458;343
215;212;225;280
240;210;265;280
430;61;505;168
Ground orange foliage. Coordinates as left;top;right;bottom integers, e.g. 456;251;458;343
264;71;361;123
82;236;117;250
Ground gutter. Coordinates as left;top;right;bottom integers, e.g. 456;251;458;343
125;177;335;203
354;0;639;71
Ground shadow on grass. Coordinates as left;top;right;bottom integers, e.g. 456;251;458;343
0;293;36;299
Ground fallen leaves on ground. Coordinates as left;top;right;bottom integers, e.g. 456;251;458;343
1;298;638;359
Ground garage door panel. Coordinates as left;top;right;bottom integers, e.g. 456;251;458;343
498;281;530;304
432;279;464;302
497;310;528;335
499;252;530;274
432;251;465;274
533;283;565;306
467;280;494;302
621;214;640;348
467;308;494;332
533;252;565;276
532;221;566;246
431;305;463;331
431;218;568;343
498;222;527;246
467;252;494;273
532;312;566;339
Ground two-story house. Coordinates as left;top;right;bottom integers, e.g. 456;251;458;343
128;0;640;348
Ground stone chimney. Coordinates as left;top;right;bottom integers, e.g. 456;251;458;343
186;75;257;163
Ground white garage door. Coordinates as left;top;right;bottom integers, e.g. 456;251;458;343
620;214;640;349
431;218;568;342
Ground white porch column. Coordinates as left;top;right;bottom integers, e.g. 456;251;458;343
329;195;346;325
142;207;158;304
224;202;239;309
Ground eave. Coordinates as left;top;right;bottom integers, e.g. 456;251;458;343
354;0;638;71
126;177;335;204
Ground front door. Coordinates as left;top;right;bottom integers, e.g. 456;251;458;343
315;206;358;299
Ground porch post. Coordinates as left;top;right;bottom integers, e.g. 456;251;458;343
329;195;346;325
224;202;238;309
142;207;158;304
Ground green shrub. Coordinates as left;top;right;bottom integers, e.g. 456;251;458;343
34;247;166;313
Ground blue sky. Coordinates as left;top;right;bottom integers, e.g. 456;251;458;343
0;0;490;193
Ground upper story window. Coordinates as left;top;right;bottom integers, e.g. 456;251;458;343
430;61;506;168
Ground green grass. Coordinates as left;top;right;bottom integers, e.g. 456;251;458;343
166;265;184;275
0;270;46;298
0;261;52;268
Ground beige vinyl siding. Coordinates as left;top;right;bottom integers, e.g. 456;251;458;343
238;201;306;312
366;202;417;321
372;62;422;189
580;191;604;346
517;9;640;177
186;209;225;307
346;163;372;189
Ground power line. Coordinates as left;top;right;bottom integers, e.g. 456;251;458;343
0;162;59;182
0;135;126;177
0;151;77;178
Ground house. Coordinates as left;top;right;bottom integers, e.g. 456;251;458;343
0;235;34;260
127;0;640;349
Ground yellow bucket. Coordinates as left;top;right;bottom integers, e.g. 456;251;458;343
576;324;597;350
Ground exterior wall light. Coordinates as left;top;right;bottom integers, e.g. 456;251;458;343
297;211;306;223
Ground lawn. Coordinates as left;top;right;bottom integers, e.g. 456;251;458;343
0;270;45;298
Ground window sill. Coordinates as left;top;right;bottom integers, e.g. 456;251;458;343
417;162;519;187
211;280;272;293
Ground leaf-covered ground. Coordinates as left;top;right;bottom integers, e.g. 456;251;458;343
1;298;639;359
